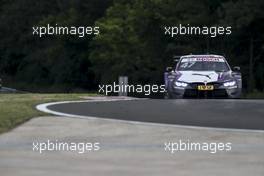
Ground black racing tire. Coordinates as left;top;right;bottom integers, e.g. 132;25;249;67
165;92;182;99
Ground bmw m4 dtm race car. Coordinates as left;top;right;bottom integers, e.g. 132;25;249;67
164;54;242;99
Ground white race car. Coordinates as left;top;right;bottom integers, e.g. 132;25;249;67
164;54;242;98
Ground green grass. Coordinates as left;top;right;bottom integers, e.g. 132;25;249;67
0;93;95;134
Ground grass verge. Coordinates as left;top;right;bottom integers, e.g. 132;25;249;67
0;93;95;134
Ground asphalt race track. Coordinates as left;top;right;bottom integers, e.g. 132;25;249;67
47;99;264;130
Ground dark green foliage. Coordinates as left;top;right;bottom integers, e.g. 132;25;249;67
0;0;263;92
91;0;264;91
0;0;112;92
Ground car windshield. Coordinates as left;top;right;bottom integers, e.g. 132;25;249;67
177;57;230;71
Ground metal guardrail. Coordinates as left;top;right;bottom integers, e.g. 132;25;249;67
0;87;28;93
0;87;18;93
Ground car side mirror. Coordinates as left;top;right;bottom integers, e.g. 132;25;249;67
233;66;240;72
166;67;173;72
174;59;179;63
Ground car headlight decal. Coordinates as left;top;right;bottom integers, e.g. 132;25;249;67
223;81;236;87
175;81;188;87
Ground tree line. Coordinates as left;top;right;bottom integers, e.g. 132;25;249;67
0;0;263;93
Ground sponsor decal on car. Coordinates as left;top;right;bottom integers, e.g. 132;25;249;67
181;57;225;63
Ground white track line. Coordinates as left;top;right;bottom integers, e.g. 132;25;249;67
36;99;264;133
